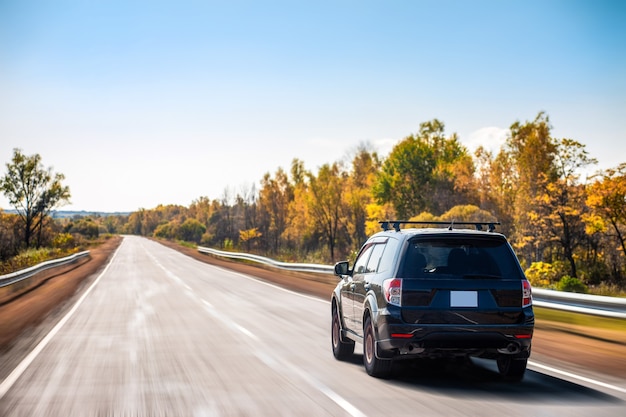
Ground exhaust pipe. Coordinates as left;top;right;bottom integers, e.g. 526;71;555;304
497;343;521;355
400;344;425;355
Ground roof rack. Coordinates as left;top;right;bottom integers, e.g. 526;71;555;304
379;221;501;233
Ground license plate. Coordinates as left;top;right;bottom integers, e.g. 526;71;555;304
450;291;478;307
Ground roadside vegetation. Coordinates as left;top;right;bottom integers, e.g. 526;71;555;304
0;149;112;275
2;112;626;295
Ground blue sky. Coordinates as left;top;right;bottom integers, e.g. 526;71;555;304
1;0;625;212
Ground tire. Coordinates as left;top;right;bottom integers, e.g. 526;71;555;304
363;316;392;378
332;307;355;360
497;356;528;382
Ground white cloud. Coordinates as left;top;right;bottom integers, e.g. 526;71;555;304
372;137;398;158
465;127;509;154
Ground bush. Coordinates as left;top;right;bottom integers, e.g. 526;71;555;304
556;275;588;293
52;233;75;250
176;218;206;243
154;222;178;239
0;247;61;274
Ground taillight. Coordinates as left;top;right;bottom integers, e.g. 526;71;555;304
522;280;532;307
383;278;402;306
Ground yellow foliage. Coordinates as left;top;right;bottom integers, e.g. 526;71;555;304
239;228;262;242
365;202;395;235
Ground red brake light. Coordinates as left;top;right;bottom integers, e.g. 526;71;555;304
391;333;413;339
383;278;402;306
522;280;532;307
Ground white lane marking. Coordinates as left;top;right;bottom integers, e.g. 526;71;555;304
148;255;193;294
155;257;263;344
529;360;626;394
200;299;259;341
0;238;126;399
164;264;366;417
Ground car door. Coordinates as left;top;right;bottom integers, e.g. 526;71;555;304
342;243;375;333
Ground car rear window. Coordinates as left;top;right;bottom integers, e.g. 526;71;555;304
402;236;523;280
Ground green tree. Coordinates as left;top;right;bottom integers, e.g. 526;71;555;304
154;221;179;240
373;120;475;218
0;149;71;248
177;218;206;243
67;217;100;239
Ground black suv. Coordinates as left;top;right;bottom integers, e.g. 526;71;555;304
331;221;533;380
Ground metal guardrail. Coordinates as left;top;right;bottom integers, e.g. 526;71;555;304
198;246;626;319
0;251;91;288
198;246;334;274
533;288;626;319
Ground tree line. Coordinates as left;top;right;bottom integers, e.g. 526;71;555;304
2;112;625;292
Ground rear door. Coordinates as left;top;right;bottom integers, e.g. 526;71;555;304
399;235;529;325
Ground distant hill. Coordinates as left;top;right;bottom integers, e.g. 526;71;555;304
2;209;131;218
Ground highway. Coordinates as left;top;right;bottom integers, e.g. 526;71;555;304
0;235;624;416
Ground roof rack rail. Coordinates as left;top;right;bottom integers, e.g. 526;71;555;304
379;221;501;233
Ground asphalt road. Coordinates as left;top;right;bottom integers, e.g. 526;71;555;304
1;236;624;416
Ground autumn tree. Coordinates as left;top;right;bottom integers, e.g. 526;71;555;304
239;227;262;252
283;159;311;252
188;196;214;227
532;139;597;277
188;196;220;244
0;211;21;261
500;112;558;264
344;144;381;249
66;217;100;239
0;149;71;248
258;167;293;253
437;205;498;224
235;183;258;245
586;163;626;281
306;163;347;262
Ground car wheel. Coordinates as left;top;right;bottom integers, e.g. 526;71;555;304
363;316;392;378
497;356;527;382
332;307;354;360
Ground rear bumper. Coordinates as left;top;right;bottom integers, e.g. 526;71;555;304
375;308;534;359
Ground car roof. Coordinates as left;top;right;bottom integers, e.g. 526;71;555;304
375;228;505;238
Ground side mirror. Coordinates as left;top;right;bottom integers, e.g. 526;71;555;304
334;261;351;277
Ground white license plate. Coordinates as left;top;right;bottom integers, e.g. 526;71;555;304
450;291;478;307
